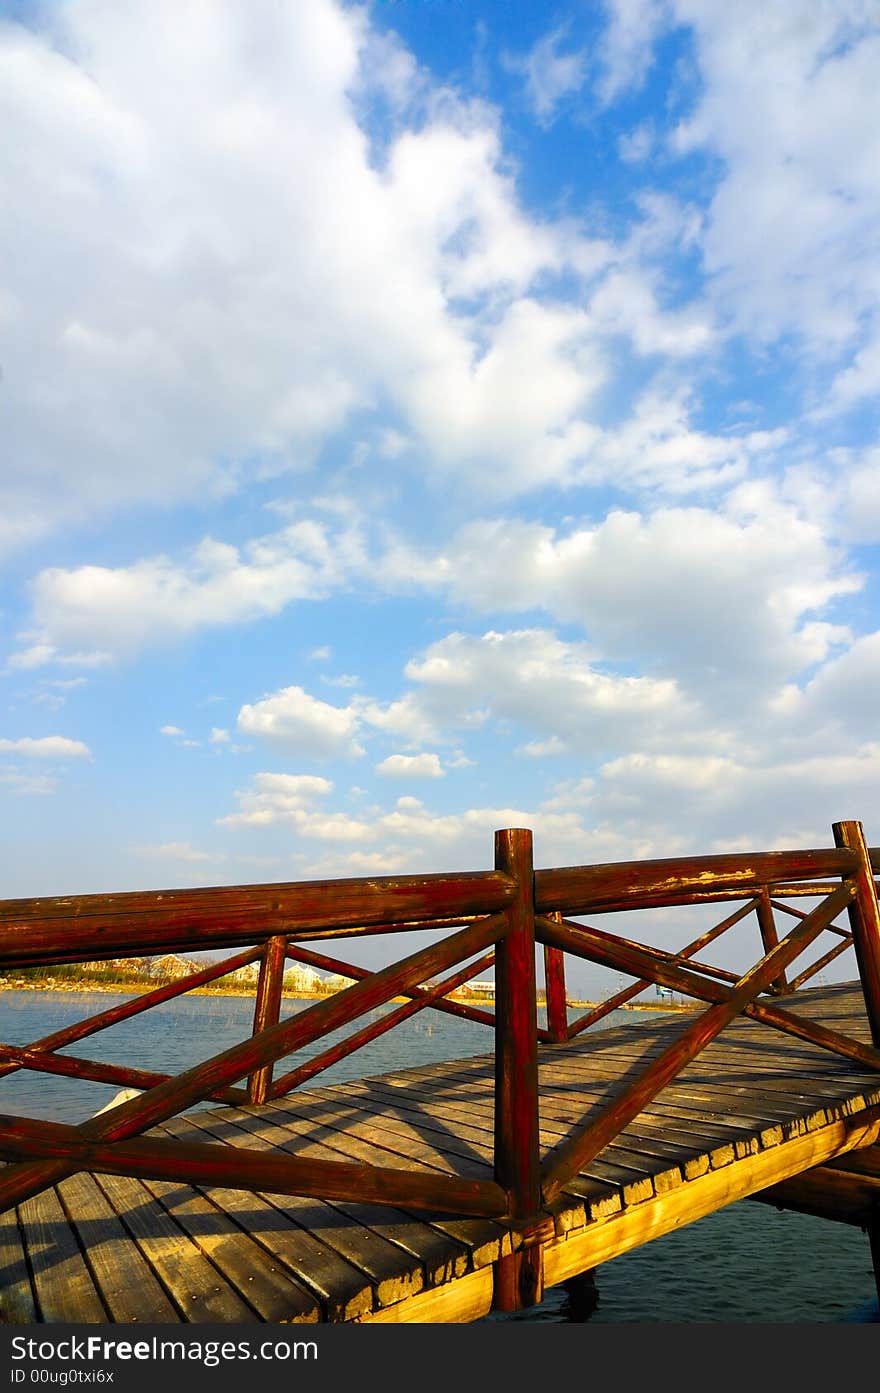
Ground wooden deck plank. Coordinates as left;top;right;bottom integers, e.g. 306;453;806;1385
138;1177;327;1322
323;1076;688;1197
351;1074;718;1182
179;1109;472;1288
18;1186;106;1323
56;1171;178;1323
90;1172;260;1323
161;1117;431;1311
266;1084;661;1211
0;1202;37;1323
211;1098;516;1266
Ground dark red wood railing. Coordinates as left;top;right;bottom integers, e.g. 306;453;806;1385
1;819;880;1311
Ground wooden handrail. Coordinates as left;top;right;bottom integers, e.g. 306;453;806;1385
533;847;857;914
0;873;515;967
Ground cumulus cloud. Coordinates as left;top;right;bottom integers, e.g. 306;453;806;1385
383;502;859;707
666;2;880;354
0;736;91;759
405;629;694;755
15;521;357;664
237;688;364;759
375;753;445;779
0;0;635;558
594;743;880;854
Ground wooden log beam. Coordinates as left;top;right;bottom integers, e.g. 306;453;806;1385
247;935;287;1105
493;829;542;1313
0;1114;507;1219
534;847;856;916
493;830;540;1222
750;1165;880;1225
0;871;515;968
0;910;510;1213
543;922;568;1044
0;1045;247;1105
756;889;788;994
540;881;860;1204
826;1145;880;1178
834;821;880;1046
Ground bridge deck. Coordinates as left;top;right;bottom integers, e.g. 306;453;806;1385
2;982;879;1324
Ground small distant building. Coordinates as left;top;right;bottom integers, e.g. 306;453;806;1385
226;962;261;984
464;980;496;999
324;972;357;992
283;964;324;994
149;953;200;979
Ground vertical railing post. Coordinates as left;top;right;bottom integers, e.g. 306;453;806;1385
543;913;569;1042
493;828;543;1311
833;821;880;1046
248;935;288;1104
756;889;789;995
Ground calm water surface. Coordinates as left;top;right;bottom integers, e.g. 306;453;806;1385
1;990;877;1324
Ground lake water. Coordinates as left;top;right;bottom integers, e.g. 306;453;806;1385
1;989;877;1324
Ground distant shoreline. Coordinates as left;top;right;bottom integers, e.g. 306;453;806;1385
0;978;693;1010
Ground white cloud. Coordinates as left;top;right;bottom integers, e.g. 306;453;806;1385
15;521;357;663
594;743;880;854
218;771;371;841
133;841;221;864
209;727;230;744
237;687;364;759
376;753;445;779
598;0;671;104
782;451;880;545
391;503;858;707
405;628;694;756
667;3;880;354
160;725;184;737
322;674;361;689
0;736;90;759
7;644;57;671
503;27;588;125
0;766;59;796
0;0;630;556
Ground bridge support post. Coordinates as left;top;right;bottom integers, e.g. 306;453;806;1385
562;1269;600;1321
493;828;543;1311
756;889;789;995
543;914;569;1043
248;934;288;1104
833;821;880;1047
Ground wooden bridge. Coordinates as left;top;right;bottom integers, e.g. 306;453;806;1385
1;820;879;1323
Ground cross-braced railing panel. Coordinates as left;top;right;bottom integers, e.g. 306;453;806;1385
1;819;879;1265
0;907;512;1215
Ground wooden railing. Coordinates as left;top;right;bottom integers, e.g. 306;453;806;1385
1;819;880;1310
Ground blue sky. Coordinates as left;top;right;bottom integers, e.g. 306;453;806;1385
2;2;879;992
